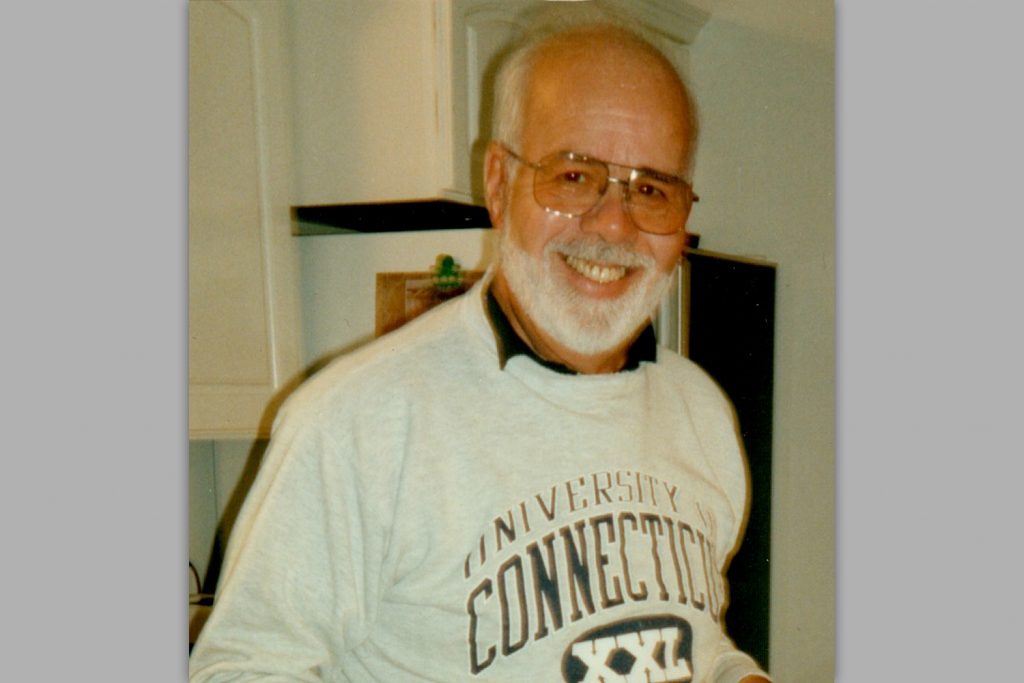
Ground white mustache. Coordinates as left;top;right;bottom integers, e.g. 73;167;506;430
546;237;655;269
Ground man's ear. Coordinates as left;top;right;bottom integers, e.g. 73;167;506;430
483;141;509;231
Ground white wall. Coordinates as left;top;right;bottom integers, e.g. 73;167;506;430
189;439;268;593
299;228;496;367
689;6;835;681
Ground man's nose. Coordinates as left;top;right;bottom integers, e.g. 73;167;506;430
579;178;639;241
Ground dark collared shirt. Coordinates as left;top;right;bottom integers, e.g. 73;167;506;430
484;287;658;375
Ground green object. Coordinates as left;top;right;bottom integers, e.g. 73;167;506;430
432;254;463;291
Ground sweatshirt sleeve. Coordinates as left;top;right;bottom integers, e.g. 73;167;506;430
679;363;773;683
188;397;394;682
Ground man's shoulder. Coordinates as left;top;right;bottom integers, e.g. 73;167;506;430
283;291;491;416
652;347;734;410
653;346;716;383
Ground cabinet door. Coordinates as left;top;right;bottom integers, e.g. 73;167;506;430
443;1;524;203
287;1;442;206
189;0;302;439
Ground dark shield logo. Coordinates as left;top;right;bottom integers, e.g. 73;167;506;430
561;615;694;682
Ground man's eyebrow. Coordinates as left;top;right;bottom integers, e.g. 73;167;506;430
634;166;687;183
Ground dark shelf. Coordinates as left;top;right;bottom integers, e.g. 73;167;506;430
293;199;493;235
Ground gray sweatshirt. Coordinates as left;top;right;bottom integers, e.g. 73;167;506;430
189;275;769;683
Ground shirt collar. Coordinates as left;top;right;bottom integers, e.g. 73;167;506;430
484;286;657;375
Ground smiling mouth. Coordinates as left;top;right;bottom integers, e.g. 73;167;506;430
564;254;629;284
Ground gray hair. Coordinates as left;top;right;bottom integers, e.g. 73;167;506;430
490;1;700;175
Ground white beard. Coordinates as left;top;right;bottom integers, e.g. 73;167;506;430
497;224;671;356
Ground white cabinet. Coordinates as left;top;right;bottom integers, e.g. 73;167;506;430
288;0;710;208
189;0;303;439
287;1;448;206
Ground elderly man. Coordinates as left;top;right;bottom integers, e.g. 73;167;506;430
189;12;772;683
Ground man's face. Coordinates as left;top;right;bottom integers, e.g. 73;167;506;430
487;37;693;362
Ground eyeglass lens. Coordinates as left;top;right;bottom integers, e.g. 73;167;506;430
531;153;692;234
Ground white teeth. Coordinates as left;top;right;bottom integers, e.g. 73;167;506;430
565;254;627;283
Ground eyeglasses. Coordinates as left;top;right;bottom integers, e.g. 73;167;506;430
503;146;698;235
